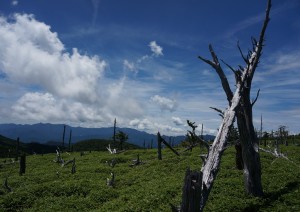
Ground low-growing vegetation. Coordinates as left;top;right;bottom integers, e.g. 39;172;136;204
0;144;299;211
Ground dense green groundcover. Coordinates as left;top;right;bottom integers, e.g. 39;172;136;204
0;144;299;211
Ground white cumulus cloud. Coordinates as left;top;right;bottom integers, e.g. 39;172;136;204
149;41;163;57
11;92;107;123
151;95;177;112
123;41;163;74
129;118;184;134
0;13;145;127
123;59;136;72
0;14;106;103
172;116;184;126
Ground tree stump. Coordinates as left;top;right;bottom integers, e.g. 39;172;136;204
180;168;202;212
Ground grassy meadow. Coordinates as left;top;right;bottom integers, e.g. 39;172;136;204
0;144;299;211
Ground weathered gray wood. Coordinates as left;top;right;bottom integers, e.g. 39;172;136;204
197;0;271;197
107;172;115;187
199;79;243;210
180;168;202;212
158;133;180;156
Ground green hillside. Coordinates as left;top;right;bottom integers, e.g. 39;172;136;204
0;135;57;158
0;135;27;158
72;139;141;152
0;145;299;211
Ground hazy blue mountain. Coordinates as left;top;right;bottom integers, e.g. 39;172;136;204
0;123;215;147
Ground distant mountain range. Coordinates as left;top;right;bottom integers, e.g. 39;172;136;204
0;123;215;147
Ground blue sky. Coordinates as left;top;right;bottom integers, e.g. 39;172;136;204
0;0;299;136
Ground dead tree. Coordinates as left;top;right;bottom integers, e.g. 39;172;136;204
129;154;145;167
71;158;76;174
3;177;12;192
183;121;210;153
68;129;72;152
177;72;249;211
19;154;26;176
180;168;202;211
197;0;271;197
186;120;198;151
157;132;162;160
15;137;20;161
175;2;272;210
54;148;64;164
107;172;115;187
113;118;117;143
160;133;180;156
115;130;128;150
157;132;180;160
62;125;66;148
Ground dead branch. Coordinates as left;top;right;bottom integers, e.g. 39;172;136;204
209;107;224;118
251;89;260;107
246;0;271;80
182;143;199;153
237;41;249;64
158;132;180;156
3;177;12;192
259;147;300;168
62;159;74;167
106;144;117;154
198;45;233;104
107;172;115;187
221;59;236;74
129;154;145;167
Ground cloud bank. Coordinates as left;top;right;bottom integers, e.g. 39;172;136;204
0;13;144;127
0;13;188;135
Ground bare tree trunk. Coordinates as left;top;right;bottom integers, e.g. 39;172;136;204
19;154;26;176
180;168;202;211
199;87;242;210
68;129;72;152
62;124;66;148
178;67;252;211
197;0;270;197
15;137;20;161
113;118;116;143
236;109;263;196
157;132;162;160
